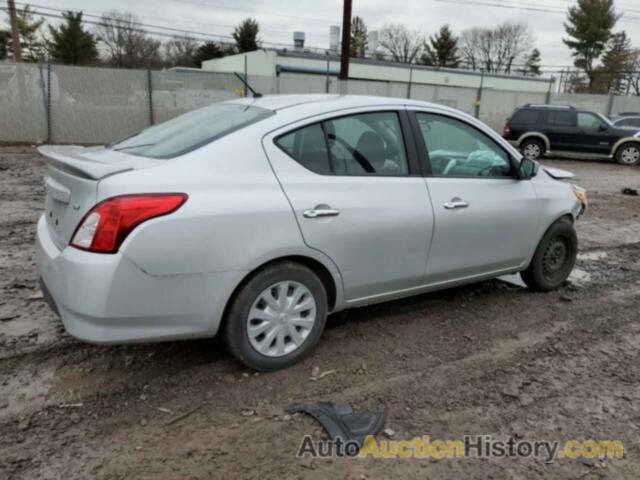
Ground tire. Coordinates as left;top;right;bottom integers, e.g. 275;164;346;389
224;261;328;371
520;138;545;161
520;219;578;292
615;143;640;166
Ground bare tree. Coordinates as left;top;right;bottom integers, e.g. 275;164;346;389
628;49;640;95
379;23;423;63
164;36;200;68
459;22;534;74
96;10;162;68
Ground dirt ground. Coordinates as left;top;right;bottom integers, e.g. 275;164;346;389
1;146;640;480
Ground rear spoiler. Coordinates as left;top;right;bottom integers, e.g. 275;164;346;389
38;145;135;180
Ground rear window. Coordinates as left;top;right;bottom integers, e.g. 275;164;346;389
511;109;540;125
112;103;274;159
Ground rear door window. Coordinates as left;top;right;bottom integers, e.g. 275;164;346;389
547;111;576;127
275;111;410;177
324;112;409;176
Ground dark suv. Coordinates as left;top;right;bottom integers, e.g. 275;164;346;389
503;104;640;166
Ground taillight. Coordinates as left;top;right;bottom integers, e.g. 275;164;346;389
503;123;512;136
71;193;188;253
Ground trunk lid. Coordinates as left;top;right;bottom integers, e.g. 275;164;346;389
38;145;160;249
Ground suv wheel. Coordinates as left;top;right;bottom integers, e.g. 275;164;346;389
520;138;545;161
520;219;577;292
615;143;640;166
224;261;328;371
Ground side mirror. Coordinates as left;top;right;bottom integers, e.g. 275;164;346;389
598;124;608;132
517;157;539;180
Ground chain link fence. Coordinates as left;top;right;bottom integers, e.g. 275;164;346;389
0;61;638;144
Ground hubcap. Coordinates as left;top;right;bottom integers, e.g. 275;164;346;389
621;146;640;164
523;143;541;160
542;238;569;279
247;281;317;357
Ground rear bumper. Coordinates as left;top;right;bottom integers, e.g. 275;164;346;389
35;214;244;344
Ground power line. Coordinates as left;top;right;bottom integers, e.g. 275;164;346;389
3;5;315;48
14;1;330;39
172;0;338;24
432;0;640;23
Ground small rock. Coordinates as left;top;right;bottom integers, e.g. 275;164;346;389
242;372;250;378
17;417;30;431
140;419;148;426
501;387;520;399
241;409;255;417
282;414;291;421
70;413;81;424
383;427;396;438
559;295;573;303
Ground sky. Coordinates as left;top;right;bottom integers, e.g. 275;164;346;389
6;0;640;73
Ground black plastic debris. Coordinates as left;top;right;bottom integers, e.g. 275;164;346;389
288;401;386;452
622;187;639;196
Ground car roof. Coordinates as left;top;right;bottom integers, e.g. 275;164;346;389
225;94;461;116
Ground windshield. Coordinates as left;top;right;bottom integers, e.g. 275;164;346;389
112;103;274;159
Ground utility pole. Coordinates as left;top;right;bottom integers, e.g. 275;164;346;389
7;0;22;62
339;0;352;80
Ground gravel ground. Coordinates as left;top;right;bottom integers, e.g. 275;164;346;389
1;147;640;479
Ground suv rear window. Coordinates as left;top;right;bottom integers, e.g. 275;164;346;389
511;109;540;125
112;103;274;159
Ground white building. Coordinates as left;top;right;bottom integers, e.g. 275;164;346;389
201;49;554;94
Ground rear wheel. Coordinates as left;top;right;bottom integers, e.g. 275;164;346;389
224;261;327;371
520;138;545;161
615;143;640;166
521;219;577;292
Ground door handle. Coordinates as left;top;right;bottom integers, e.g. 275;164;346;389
443;200;469;210
303;208;340;218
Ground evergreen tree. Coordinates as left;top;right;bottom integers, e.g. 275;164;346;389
233;18;260;53
193;41;234;67
48;11;98;65
521;48;542;76
421;25;459;67
350;16;368;58
3;5;46;62
0;30;9;60
563;0;618;90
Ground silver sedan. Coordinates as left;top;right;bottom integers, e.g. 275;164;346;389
36;95;587;370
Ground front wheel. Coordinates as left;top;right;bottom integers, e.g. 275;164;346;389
224;261;328;371
615;143;640;166
521;219;578;292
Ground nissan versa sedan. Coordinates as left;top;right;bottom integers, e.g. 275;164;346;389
36;95;587;371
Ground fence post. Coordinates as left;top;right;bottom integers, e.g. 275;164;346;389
606;92;615;117
243;55;248;97
407;67;413;99
326;58;330;94
474;70;485;119
46;62;52;143
147;69;154;126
